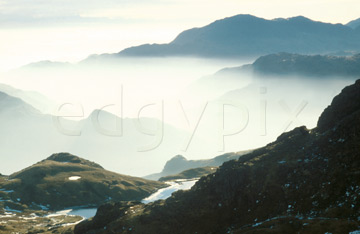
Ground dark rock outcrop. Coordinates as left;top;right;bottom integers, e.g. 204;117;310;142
75;201;141;234
317;79;360;132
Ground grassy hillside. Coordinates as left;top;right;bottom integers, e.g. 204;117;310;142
0;153;166;210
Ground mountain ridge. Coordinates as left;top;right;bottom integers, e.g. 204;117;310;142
85;14;360;60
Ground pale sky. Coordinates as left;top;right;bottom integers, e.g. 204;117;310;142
0;0;359;71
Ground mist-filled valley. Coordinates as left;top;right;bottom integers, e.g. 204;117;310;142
0;55;356;176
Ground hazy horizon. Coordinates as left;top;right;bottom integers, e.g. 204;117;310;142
0;0;360;71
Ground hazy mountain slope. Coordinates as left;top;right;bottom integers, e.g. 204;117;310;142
18;60;72;70
0;83;55;114
89;15;360;59
0;153;166;210
0;91;185;177
185;59;356;160
75;79;360;234
214;53;360;78
145;151;252;180
0;91;40;116
0;91;79;175
347;18;360;29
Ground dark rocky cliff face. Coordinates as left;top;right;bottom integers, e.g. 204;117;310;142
75;80;360;234
317;79;360;133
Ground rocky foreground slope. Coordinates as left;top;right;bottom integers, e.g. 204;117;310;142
0;153;166;211
75;80;360;233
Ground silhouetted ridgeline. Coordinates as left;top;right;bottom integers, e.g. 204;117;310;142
87;15;360;60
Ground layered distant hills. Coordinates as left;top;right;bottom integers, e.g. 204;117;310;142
87;15;360;60
0;90;185;176
75;79;360;234
0;83;55;114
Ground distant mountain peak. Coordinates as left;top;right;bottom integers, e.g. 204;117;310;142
170;155;187;161
222;14;263;21
162;155;188;174
287;15;312;22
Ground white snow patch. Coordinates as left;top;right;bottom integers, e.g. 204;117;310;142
68;176;81;181
142;179;197;204
47;208;97;219
0;212;16;218
47;209;73;217
20;213;39;220
61;217;85;227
